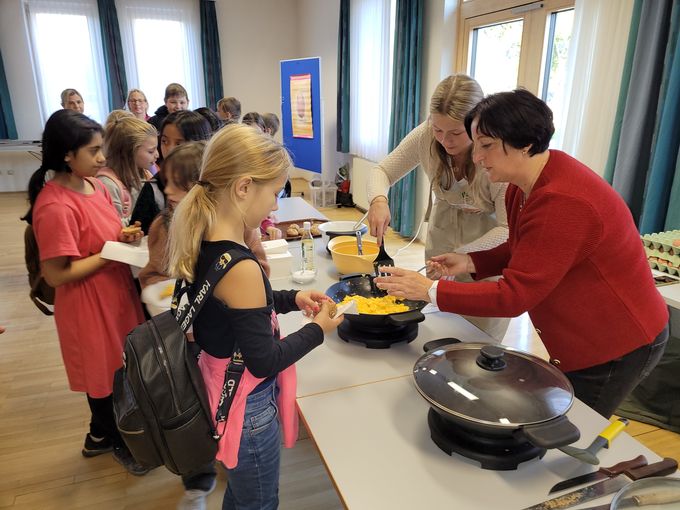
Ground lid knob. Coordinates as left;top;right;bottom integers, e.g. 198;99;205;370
476;345;507;371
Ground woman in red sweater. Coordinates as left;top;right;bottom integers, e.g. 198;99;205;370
375;89;669;418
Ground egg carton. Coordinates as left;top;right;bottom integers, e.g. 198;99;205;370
642;230;680;275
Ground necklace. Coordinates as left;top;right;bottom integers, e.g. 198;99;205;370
519;192;527;212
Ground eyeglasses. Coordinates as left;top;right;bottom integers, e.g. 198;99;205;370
128;99;146;103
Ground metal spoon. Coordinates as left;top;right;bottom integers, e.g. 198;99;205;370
356;231;363;255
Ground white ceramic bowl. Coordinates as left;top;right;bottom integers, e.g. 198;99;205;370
317;221;369;246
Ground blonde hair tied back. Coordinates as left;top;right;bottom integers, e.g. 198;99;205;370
167;123;292;282
429;74;484;187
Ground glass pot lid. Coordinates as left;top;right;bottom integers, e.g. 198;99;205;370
413;343;574;427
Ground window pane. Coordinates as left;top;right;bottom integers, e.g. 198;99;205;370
133;19;187;110
541;9;574;149
469;20;523;95
28;9;107;123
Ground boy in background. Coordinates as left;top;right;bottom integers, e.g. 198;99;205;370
148;83;189;131
216;97;241;124
262;112;280;137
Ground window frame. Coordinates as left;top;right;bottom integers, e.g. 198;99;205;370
456;0;575;95
115;0;206;112
25;0;109;124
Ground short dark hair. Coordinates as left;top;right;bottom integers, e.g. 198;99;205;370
161;110;212;142
242;111;266;132
164;83;188;101
262;112;280;136
194;107;223;133
217;97;241;120
464;89;554;155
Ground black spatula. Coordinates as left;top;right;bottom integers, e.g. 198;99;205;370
373;236;394;276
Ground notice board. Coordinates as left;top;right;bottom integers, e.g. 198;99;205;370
280;57;322;174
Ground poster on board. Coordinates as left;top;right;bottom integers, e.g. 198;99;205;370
290;73;313;138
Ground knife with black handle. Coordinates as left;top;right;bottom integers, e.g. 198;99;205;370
549;455;649;494
522;458;678;510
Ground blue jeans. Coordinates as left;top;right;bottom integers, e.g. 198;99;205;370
222;380;280;510
566;323;669;418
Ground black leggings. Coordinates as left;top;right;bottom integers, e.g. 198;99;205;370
87;394;123;447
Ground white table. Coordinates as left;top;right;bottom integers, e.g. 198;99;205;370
273;241;495;397
271;240;677;510
659;282;680;310
275;196;329;224
297;376;672;510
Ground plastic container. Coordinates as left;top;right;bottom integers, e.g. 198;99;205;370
293;221;317;283
308;180;337;208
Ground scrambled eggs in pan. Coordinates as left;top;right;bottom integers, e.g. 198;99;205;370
338;295;410;315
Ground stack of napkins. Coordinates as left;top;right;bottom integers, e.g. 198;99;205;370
262;239;292;279
101;237;149;268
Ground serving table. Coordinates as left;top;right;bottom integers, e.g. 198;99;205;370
272;239;677;510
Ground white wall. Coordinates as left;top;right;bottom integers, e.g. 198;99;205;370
215;0;298;139
296;0;351;184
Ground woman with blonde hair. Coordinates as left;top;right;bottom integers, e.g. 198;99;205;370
97;116;159;225
126;88;150;120
168;124;342;509
367;74;510;340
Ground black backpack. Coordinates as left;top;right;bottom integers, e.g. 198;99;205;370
113;249;247;475
24;224;55;315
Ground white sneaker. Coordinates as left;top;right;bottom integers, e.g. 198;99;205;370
177;479;216;510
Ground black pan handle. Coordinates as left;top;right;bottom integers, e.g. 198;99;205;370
520;415;580;449
423;338;462;353
386;310;425;326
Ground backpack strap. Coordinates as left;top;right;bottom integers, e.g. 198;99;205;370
172;249;254;333
96;168;132;217
171;249;256;436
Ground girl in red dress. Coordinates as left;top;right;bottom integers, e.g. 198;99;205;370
23;109;148;475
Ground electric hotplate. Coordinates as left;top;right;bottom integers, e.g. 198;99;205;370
427;409;546;470
337;321;418;349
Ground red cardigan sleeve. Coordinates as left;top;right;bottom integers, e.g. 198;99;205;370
437;191;603;317
469;242;511;279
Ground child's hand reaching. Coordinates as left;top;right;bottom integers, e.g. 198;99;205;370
118;221;144;243
295;290;331;316
312;300;344;334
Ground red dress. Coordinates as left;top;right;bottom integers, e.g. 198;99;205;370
33;178;145;398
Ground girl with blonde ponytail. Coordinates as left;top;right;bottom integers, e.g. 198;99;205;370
367;74;510;341
168;124;343;509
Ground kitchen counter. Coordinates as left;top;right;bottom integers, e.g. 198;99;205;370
297;376;672;510
658;281;680;310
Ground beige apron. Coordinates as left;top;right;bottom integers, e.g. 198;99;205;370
424;178;510;342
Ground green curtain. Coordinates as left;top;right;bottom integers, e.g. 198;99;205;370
0;50;17;139
387;0;423;237
603;0;642;184
336;0;350;153
97;0;127;111
640;1;680;232
605;0;680;233
200;0;223;110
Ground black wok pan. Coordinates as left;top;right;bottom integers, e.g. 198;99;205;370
325;274;426;328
